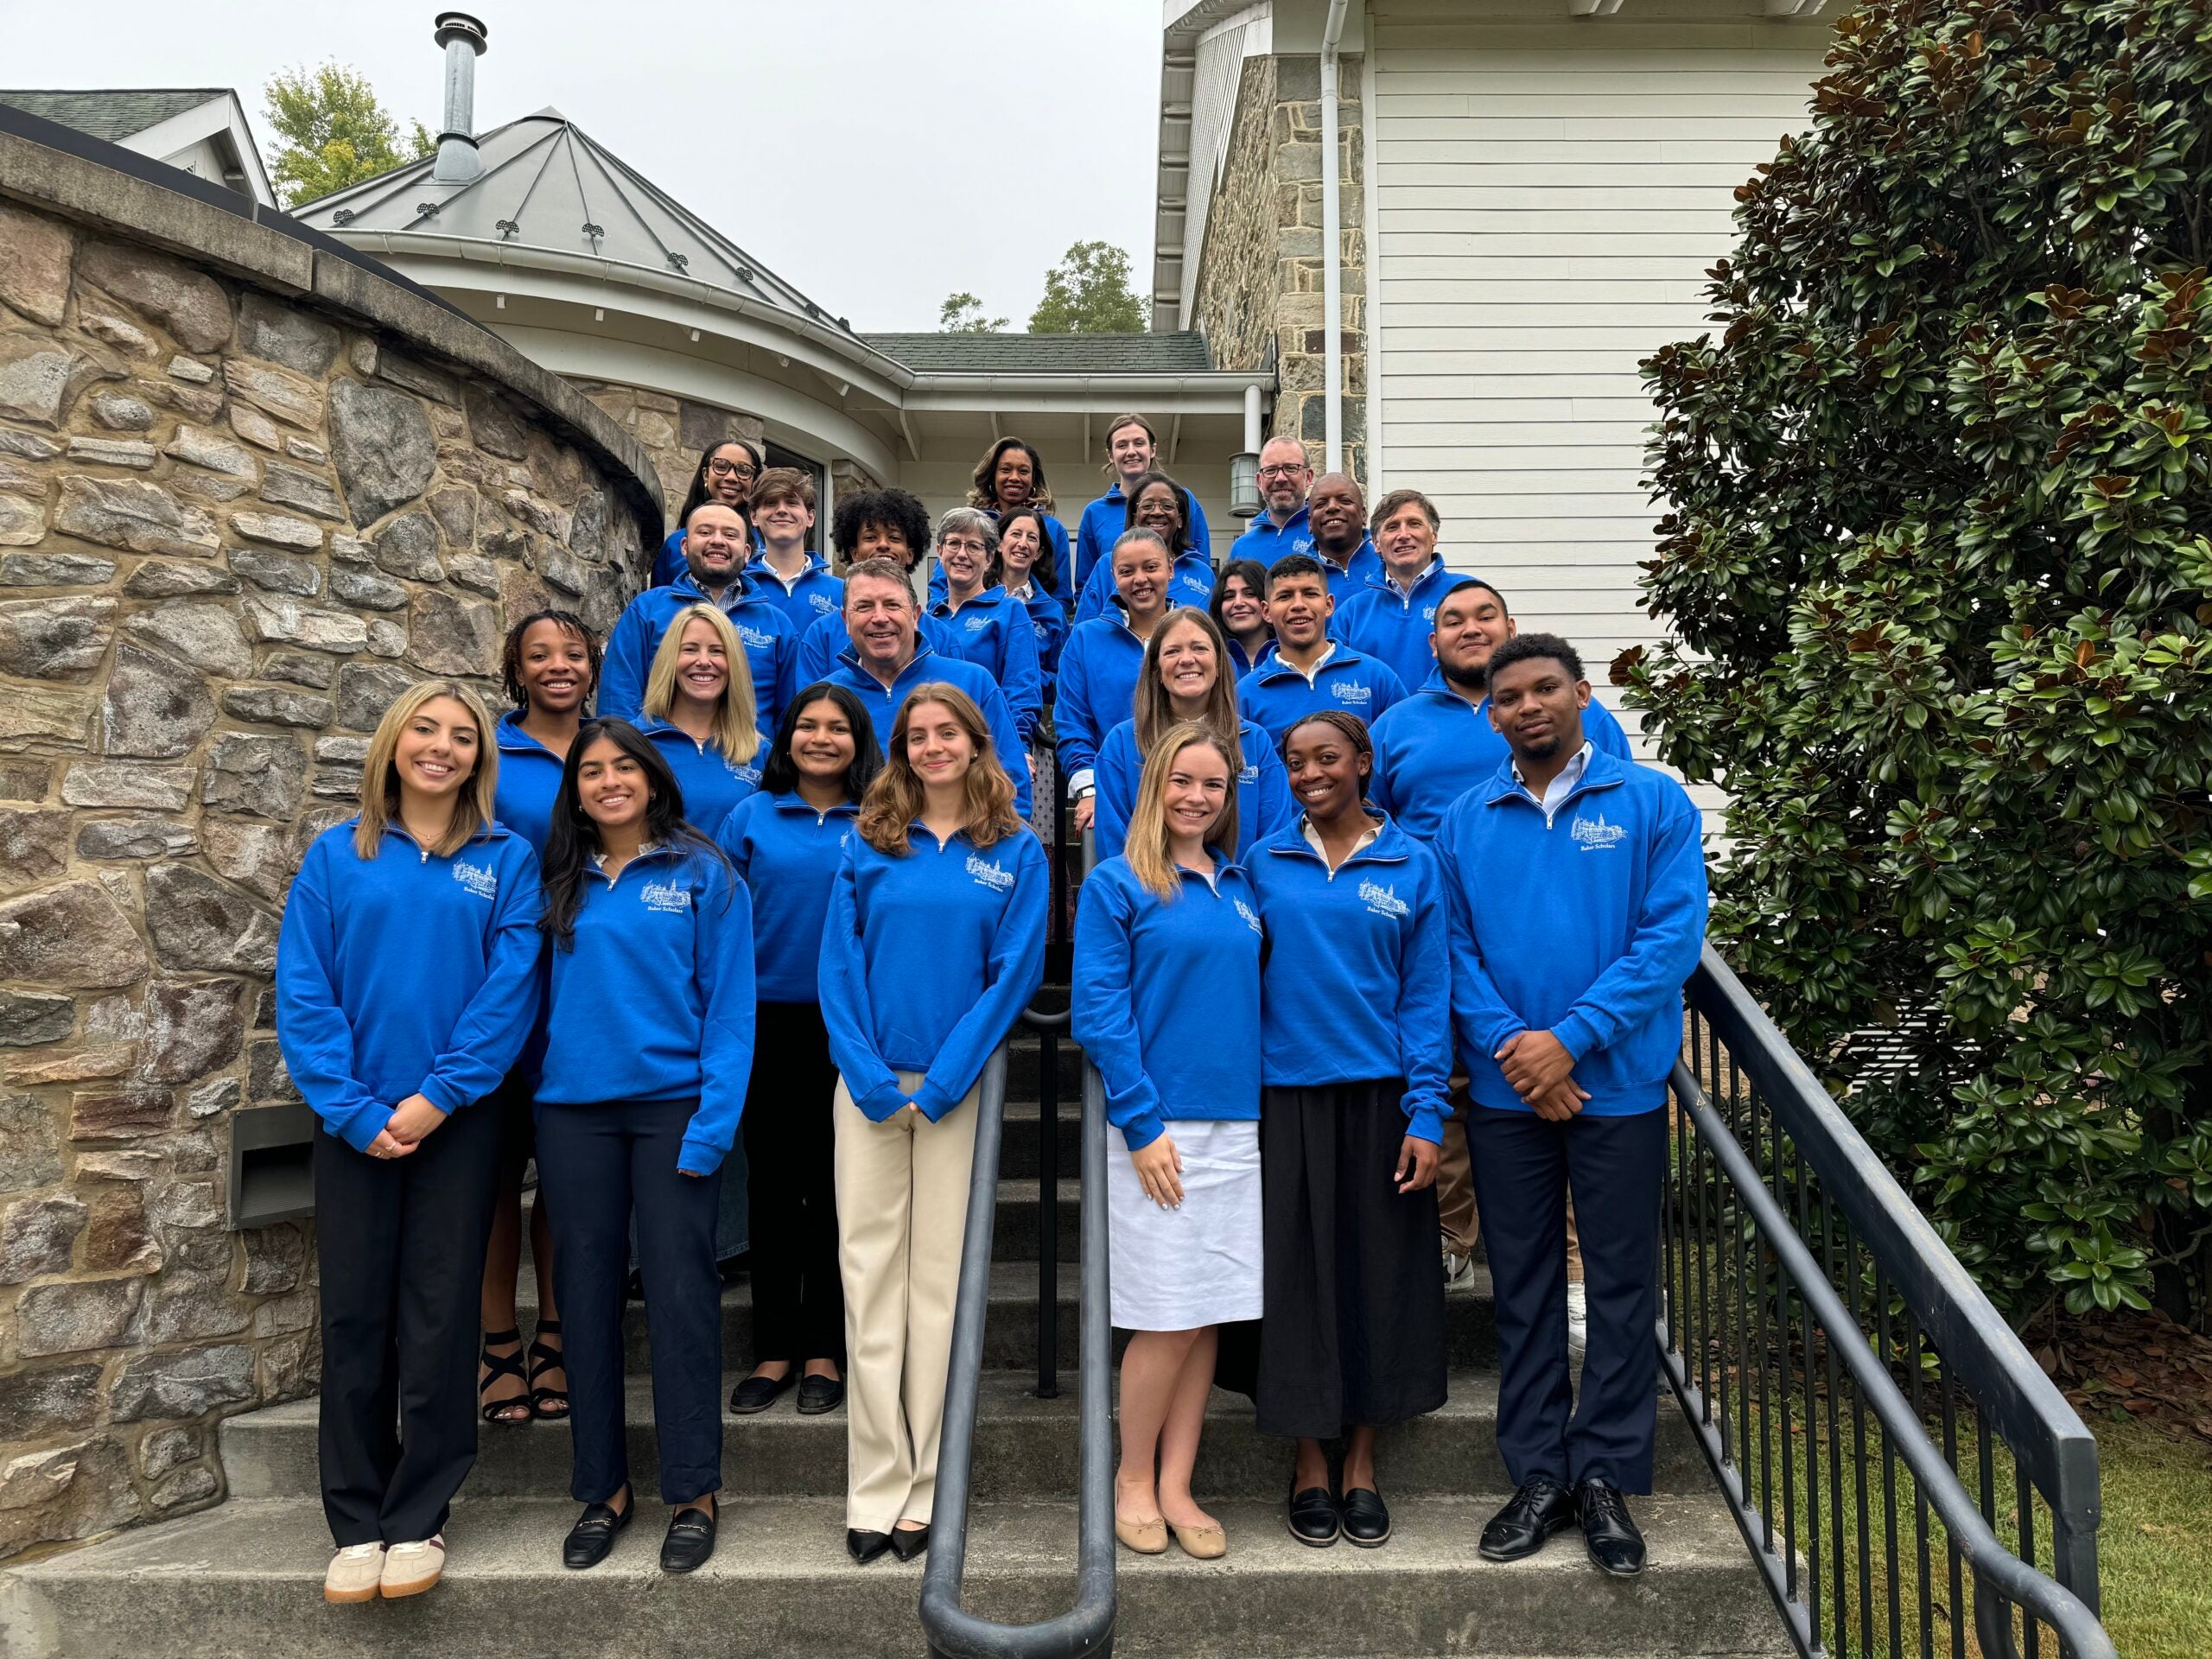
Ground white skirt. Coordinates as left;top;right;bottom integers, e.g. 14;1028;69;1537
1108;1118;1264;1331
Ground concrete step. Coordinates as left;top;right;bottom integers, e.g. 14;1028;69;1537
995;1097;1083;1181
222;1370;1709;1504
518;1265;1501;1377
990;1177;1084;1262
1;1493;1786;1658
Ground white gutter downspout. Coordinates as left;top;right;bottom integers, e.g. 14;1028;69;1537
1319;0;1351;474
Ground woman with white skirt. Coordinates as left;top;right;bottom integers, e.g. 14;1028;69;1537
1072;722;1265;1561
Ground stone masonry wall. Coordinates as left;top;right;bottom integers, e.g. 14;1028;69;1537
1192;54;1369;493
0;133;660;1560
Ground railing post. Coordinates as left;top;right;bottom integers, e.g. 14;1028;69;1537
1036;787;1065;1401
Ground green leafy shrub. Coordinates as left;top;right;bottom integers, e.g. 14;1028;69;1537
1622;0;2212;1321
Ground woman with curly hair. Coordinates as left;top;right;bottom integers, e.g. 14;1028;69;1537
965;435;1072;602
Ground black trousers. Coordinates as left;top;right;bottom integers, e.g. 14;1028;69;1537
537;1097;726;1506
1468;1104;1666;1492
314;1098;502;1546
1256;1080;1447;1439
743;1002;845;1365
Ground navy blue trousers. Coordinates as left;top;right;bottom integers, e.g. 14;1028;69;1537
1468;1104;1665;1492
537;1097;725;1506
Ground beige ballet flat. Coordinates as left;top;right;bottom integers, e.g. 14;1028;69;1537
1115;1513;1169;1554
1167;1519;1227;1560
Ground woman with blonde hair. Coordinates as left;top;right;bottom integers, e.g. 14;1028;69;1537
1092;608;1294;863
820;685;1048;1564
276;680;545;1605
639;603;765;836
1071;723;1265;1561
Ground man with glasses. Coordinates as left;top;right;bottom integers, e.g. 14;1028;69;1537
1229;438;1378;602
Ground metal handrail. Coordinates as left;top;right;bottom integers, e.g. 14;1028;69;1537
1666;945;2113;1659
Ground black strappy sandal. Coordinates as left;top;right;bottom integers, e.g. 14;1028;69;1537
480;1327;533;1425
527;1318;569;1421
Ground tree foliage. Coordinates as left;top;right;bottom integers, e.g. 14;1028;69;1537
1028;240;1149;334
1622;0;2212;1322
264;63;435;207
938;291;1007;334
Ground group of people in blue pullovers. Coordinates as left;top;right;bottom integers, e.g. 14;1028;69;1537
272;423;1705;1605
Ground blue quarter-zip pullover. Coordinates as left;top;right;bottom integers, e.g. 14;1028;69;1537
795;607;958;687
1073;550;1215;625
1248;815;1452;1143
715;789;857;1002
600;574;799;738
1229;507;1382;602
819;642;1033;817
1071;852;1264;1153
744;550;844;634
638;716;761;835
819;825;1048;1122
276;821;544;1153
937;510;1073;603
535;843;755;1174
492;712;568;856
652;522;765;588
1335;560;1465;689
1053;608;1176;793
1010;579;1069;686
1370;671;1633;842
1091;716;1296;865
1435;748;1707;1116
1075;488;1214;592
1236;640;1409;749
928;586;1045;741
1224;632;1268;681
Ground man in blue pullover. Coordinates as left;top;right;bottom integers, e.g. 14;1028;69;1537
601;501;798;735
820;559;1032;817
1338;488;1466;688
743;467;844;633
1435;632;1707;1581
1071;413;1212;590
1236;553;1408;748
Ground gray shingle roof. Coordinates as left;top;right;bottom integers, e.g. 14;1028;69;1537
0;89;226;143
859;333;1216;373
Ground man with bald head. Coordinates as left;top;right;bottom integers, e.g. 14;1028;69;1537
1230;442;1382;601
1303;470;1384;602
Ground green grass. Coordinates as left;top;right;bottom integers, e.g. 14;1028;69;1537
2090;1419;2212;1659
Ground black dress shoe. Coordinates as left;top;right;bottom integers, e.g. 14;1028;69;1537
729;1370;796;1414
660;1499;717;1573
888;1523;931;1562
1340;1485;1391;1548
1287;1483;1338;1547
796;1374;845;1415
846;1528;893;1564
1478;1477;1575;1562
563;1497;632;1569
1575;1478;1646;1577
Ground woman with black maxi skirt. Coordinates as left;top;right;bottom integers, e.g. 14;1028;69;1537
1247;711;1451;1549
715;683;883;1417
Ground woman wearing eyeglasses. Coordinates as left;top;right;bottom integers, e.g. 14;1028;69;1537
652;439;765;587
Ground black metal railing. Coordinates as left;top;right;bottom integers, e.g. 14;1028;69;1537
1664;945;2115;1659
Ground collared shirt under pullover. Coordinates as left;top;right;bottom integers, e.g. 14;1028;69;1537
1236;639;1409;750
1370;671;1633;842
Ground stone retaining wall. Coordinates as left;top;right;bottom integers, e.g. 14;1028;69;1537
0;128;661;1559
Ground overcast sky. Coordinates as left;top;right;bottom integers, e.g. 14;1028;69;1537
4;0;1162;331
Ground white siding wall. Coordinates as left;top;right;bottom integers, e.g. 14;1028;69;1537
1369;0;1826;764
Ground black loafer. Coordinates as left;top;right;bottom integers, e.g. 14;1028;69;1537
563;1497;632;1570
1287;1483;1338;1548
1340;1485;1391;1548
660;1499;717;1573
1478;1477;1574;1562
729;1370;796;1414
888;1523;931;1563
846;1528;893;1564
1575;1478;1646;1578
796;1374;845;1415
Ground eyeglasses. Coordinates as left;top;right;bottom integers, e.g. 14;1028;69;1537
707;458;759;480
1257;463;1309;480
939;537;989;556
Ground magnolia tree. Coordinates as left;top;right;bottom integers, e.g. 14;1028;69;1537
1621;0;2212;1322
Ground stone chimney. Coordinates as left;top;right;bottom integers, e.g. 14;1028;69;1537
430;12;488;184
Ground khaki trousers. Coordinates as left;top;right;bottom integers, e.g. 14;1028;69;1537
834;1070;980;1532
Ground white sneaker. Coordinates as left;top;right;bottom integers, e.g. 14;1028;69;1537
1442;1249;1477;1290
323;1541;384;1604
1567;1282;1588;1362
380;1534;445;1599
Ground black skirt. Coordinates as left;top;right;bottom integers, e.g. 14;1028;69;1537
1255;1079;1448;1439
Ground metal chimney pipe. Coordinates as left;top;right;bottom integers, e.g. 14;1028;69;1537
431;12;488;184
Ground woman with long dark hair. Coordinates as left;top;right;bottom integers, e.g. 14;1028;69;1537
276;681;543;1605
821;686;1047;1564
479;610;600;1427
1072;724;1265;1561
966;435;1073;602
1209;557;1273;680
1092;608;1294;864
652;436;764;587
715;684;883;1419
1249;710;1449;1549
534;719;753;1576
